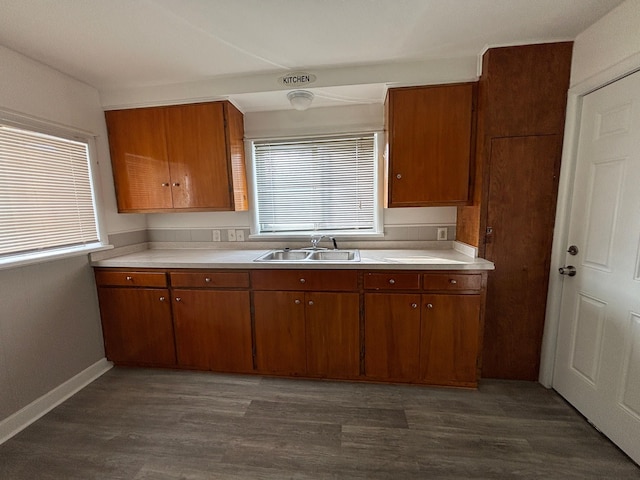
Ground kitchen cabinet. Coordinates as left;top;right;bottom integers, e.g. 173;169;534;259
455;42;573;380
170;271;253;373
105;101;248;213
251;270;360;379
385;83;476;207
94;270;176;367
364;271;484;387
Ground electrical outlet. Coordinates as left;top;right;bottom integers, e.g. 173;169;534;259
437;227;448;241
212;230;221;242
227;229;236;242
235;229;245;242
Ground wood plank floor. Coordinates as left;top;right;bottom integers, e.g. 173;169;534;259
1;368;638;479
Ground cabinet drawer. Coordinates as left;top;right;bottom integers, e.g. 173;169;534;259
251;270;358;291
170;271;249;288
364;272;420;290
422;273;482;291
95;270;167;287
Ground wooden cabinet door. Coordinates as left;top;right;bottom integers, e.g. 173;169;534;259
420;294;481;387
97;287;176;366
305;292;360;379
172;289;253;373
364;293;421;381
105;108;173;211
387;83;475;206
253;291;307;375
163;103;233;210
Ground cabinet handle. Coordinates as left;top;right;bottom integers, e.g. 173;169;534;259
299;278;306;284
172;182;180;187
411;303;418;309
175;297;182;302
426;303;433;309
125;276;133;281
396;173;402;180
204;277;211;283
159;296;166;302
388;279;395;285
294;299;301;305
449;279;457;285
308;300;314;306
161;182;170;187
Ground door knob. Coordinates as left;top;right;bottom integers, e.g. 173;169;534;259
559;266;577;277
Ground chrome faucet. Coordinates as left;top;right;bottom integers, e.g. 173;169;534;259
310;235;338;250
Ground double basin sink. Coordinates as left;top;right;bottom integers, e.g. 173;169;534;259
254;248;360;262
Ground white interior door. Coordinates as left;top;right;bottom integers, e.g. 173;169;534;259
553;70;640;464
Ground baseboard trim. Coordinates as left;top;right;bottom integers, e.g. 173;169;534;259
0;358;113;445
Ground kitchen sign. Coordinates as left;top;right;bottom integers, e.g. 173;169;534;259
278;72;316;87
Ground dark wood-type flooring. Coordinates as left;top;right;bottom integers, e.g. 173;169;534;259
1;368;639;479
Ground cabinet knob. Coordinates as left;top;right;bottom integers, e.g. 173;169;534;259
159;296;166;302
427;303;433;309
299;278;306;284
308;300;314;306
175;297;182;302
411;303;418;309
388;279;395;285
396;173;402;180
294;299;301;305
172;182;180;187
204;277;211;283
161;182;170;187
449;279;457;284
125;276;133;281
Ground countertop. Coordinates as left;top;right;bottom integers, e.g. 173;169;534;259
91;244;495;271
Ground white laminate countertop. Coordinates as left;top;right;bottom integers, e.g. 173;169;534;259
91;247;495;271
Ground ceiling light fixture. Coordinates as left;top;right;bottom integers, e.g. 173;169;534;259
287;90;314;111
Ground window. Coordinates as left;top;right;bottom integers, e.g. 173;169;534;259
251;133;381;235
0;123;102;266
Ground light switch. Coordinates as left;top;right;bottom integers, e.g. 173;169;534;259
227;229;236;242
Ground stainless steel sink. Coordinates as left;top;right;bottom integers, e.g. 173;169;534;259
254;249;360;262
256;250;310;261
308;250;360;261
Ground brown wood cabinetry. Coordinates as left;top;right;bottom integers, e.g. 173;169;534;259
364;271;486;387
251;270;360;379
95;270;176;367
93;267;487;387
170;271;252;373
456;42;573;380
385;83;476;207
105;101;248;213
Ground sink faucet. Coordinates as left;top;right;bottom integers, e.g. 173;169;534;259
310;235;338;249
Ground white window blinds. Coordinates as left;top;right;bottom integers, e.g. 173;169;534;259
253;134;376;233
0;124;99;258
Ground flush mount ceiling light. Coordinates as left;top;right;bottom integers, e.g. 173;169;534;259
287;90;314;111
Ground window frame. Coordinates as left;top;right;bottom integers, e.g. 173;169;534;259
246;131;384;239
0;111;109;269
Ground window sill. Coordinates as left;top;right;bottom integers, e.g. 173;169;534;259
0;244;113;271
248;232;385;241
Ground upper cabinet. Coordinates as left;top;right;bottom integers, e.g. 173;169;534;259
105;101;248;213
385;83;476;207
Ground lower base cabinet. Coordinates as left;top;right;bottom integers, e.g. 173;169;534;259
96;286;176;367
94;267;486;388
172;289;253;373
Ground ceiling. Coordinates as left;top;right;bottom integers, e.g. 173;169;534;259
0;0;625;112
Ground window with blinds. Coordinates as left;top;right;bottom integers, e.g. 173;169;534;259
0;124;101;263
252;134;378;234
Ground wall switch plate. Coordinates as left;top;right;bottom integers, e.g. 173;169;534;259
437;227;448;241
227;229;236;242
235;229;245;242
212;230;221;242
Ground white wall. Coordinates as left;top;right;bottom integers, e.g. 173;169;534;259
0;46;142;426
570;0;640;88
